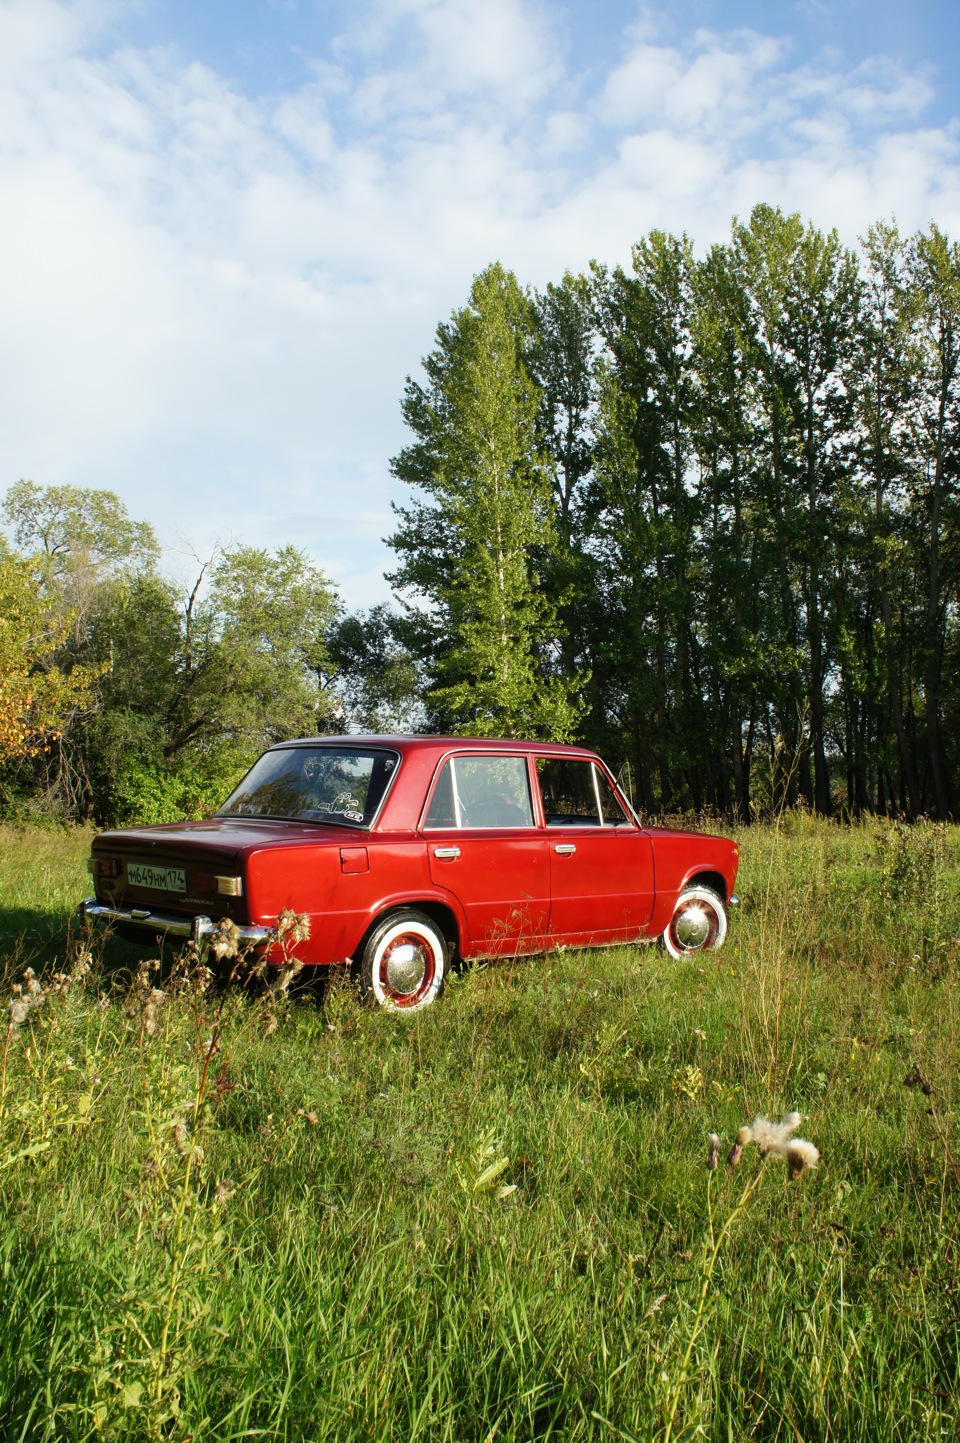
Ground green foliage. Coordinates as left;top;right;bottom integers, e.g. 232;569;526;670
1;481;341;822
327;603;422;732
2;478;160;580
1;819;960;1439
390;262;586;739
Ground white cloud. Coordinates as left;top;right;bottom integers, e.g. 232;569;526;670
0;0;959;604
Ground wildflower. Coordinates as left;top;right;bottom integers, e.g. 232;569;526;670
727;1127;749;1165
6;967;50;1036
786;1139;820;1179
706;1133;720;1170
143;987;165;1037
210;918;241;961
726;1111;820;1179
749;1111;801;1159
275;909;296;938
269;958;305;996
7;996;31;1037
297;1109;320;1125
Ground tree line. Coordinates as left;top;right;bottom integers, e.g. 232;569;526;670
381;205;960;821
3;204;959;823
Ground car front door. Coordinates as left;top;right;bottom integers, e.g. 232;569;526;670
536;756;654;946
423;753;550;955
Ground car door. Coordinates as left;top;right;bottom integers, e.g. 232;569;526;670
423;753;550;955
536;756;655;945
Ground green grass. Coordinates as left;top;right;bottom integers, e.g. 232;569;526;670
1;814;958;1440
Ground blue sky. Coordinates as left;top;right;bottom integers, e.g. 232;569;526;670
2;0;959;606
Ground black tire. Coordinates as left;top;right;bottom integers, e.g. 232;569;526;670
662;886;728;959
358;909;448;1011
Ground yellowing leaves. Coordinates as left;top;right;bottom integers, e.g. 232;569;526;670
0;552;98;759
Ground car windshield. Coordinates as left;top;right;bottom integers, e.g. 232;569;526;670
217;746;400;826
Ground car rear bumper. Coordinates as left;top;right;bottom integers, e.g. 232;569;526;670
81;897;272;946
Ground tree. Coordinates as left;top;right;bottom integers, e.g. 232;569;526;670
901;225;960;817
327;604;422;732
0;549;95;760
88;545;341;822
389;262;584;739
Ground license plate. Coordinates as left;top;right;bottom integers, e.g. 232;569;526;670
126;862;186;894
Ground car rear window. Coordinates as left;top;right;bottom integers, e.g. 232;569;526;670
218;747;400;826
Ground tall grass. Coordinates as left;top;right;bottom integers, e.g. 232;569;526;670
0;814;957;1440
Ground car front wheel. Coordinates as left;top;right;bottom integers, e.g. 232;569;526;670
662;886;728;959
359;910;448;1011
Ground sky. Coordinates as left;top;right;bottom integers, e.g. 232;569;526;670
2;0;960;608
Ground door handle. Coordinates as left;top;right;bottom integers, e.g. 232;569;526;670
433;847;461;860
554;844;576;856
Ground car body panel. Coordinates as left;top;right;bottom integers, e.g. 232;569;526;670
84;735;740;967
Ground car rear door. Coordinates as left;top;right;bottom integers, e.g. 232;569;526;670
535;756;654;945
423;753;550;955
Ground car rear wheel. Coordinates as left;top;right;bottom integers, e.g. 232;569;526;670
359;910;448;1011
662;886;728;959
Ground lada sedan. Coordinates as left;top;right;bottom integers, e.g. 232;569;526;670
83;736;740;1011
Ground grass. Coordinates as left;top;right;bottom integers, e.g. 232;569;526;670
0;813;958;1440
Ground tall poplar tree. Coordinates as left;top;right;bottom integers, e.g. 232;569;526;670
388;263;583;739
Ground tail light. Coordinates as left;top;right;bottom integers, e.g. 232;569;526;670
88;857;121;878
194;873;244;897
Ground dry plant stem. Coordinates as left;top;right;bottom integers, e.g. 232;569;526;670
0;1029;10;1127
152;968;220;1410
660;1166;765;1443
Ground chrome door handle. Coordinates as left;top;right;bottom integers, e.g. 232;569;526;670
433;847;461;860
554;844;576;856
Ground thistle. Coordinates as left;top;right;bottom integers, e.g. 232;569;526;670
724;1112;819;1179
786;1138;820;1179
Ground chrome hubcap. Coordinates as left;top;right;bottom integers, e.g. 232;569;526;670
385;938;427;994
675;904;711;949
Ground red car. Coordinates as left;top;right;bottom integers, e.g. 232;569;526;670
83;736;739;1011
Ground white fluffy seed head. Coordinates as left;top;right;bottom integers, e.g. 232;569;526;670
787;1139;820;1179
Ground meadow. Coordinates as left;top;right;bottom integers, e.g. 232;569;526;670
0;815;958;1441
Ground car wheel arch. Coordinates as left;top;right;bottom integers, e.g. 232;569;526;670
682;869;727;902
352;900;460;968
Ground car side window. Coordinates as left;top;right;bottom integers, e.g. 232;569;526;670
594;767;632;824
424;756;534;829
536;758;630;825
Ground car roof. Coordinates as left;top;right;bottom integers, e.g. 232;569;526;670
269;735;600;758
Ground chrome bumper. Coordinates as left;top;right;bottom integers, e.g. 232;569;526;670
81;898;271;946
